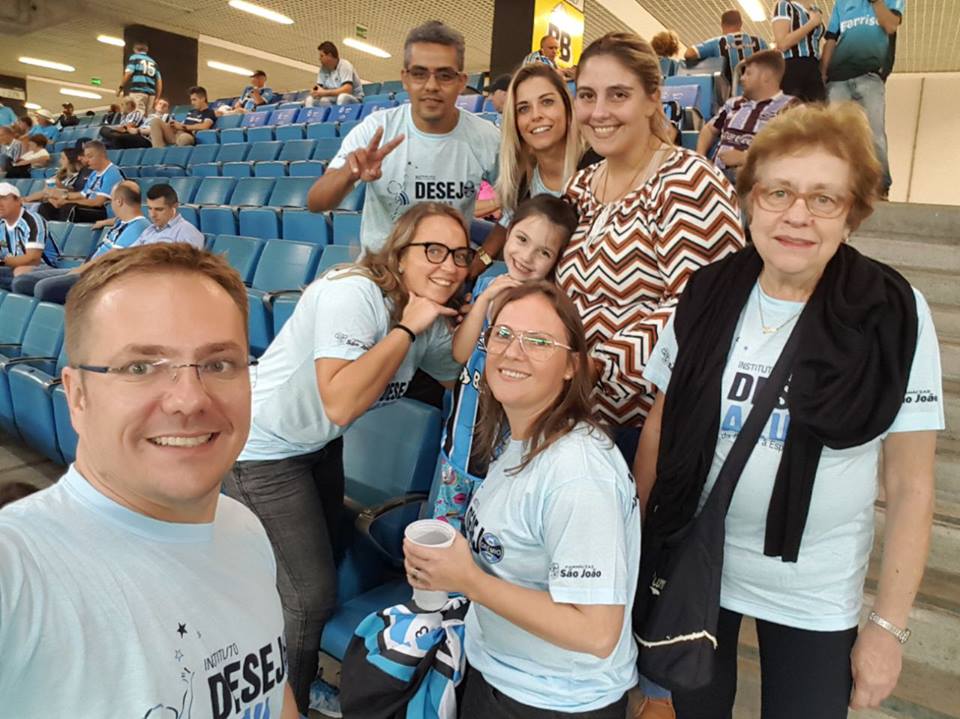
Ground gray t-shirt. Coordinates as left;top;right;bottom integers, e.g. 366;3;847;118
329;104;500;252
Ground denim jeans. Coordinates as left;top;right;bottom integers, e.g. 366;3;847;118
827;73;891;191
222;438;345;714
11;267;76;302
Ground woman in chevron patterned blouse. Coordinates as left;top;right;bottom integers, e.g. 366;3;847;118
561;32;746;443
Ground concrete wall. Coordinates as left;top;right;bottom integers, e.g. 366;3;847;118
877;73;960;206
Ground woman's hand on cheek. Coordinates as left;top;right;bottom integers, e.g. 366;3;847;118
403;533;480;596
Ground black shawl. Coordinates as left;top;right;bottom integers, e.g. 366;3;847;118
646;243;918;561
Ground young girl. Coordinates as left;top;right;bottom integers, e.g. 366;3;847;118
433;194;578;529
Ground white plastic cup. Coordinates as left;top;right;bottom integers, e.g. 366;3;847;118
404;519;456;611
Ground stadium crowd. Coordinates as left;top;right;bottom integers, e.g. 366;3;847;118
0;3;943;719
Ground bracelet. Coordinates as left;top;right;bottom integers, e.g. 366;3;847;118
867;611;911;644
394;324;416;343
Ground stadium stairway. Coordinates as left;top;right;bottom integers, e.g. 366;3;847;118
733;201;960;719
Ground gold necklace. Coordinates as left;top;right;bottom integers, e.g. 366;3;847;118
598;142;664;203
757;290;803;335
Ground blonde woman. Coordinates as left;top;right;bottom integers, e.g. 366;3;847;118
470;63;582;277
223;202;471;714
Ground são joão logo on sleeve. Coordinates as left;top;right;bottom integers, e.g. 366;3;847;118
465;504;504;564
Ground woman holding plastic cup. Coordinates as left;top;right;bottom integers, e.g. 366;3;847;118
404;282;641;718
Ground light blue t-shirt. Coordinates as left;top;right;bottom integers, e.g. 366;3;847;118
644;282;944;631
81;162;124;218
826;0;903;82
497;166;562;228
0;465;289;717
329;104;500;252
90;215;150;259
464;425;641;711
241;270;462;461
0;104;16;127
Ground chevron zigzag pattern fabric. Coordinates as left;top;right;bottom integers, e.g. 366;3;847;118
559;147;746;427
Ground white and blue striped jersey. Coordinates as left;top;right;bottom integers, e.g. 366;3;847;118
125;52;161;95
773;1;824;59
1;208;59;267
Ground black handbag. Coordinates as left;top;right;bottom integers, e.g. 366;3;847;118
633;324;801;692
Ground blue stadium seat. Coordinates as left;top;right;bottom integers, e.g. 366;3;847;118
210;234;266;284
380;80;403;95
296;106;329;125
466;73;484;93
158;146;193;176
256;103;278;114
0;294;37;368
188;144;219;167
319;399;442;659
246;141;282;162
195;129;219;145
190;163;220;177
312;138;342;162
246;240;322;355
278;140;316;162
361;82;381;96
45;221;71;252
482;98;496;112
664;75;714;120
221;162;253;178
253;162;286;178
8;343;69;464
191;177;237;206
119;148;145;166
681;131;698;150
359;100;398;119
393;92;410;104
271;293;299;336
106;149;123;164
331;212;362;245
470;218;495;247
230;177;275;206
306;123;338;140
215;114;244;130
338;120;360;137
179;206;200;229
245;126;274;143
288;161;325;178
58;224;99;267
140;146;167;167
52;384;77;464
362;93;392;105
267;177;313;208
455;95;483;113
216;144;250;163
167;176;202;204
282;209;330;245
275;124;306;141
238;209;280;240
268;108;298;126
240;111;271;129
329;104;362;123
479;112;500;126
0;301;61;439
337;183;365;212
219;127;246;144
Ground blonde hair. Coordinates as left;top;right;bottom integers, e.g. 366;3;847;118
65;244;248;363
471;282;606;474
576;32;673;144
496;64;583;216
337;202;468;324
737;102;882;232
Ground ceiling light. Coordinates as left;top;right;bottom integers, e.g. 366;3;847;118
97;34;126;47
60;88;102;99
736;0;767;22
342;38;391;59
227;0;293;25
24;102;42;110
19;57;76;72
207;60;254;76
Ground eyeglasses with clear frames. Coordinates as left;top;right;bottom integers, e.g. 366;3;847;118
483;324;572;362
74;357;259;387
752;184;851;219
407;242;475;268
403;66;463;86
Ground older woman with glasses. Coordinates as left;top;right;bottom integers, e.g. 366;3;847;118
405;282;641;719
223;202;471;714
636;103;943;718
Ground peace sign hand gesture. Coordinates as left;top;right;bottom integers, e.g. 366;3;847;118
347;126;405;183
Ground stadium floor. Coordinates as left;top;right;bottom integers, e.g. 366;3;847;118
0;433;61;492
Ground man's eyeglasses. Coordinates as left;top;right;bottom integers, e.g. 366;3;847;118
408;242;475;268
483;324;572;361
752;184;851;219
403;67;462;86
74;357;258;387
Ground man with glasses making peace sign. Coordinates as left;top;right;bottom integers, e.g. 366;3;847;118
308;20;500;254
0;244;299;719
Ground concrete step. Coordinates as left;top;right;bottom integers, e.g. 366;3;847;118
859;201;960;240
851;232;960;275
931;303;960;342
941;339;960;384
875;497;960;576
935;448;960;504
946;380;959;441
897;268;959;310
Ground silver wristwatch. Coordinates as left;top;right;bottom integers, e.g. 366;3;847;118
867;611;911;644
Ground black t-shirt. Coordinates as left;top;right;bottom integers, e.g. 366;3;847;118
183;107;216;133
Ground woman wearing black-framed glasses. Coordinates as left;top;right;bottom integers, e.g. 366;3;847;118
223;202;470;713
